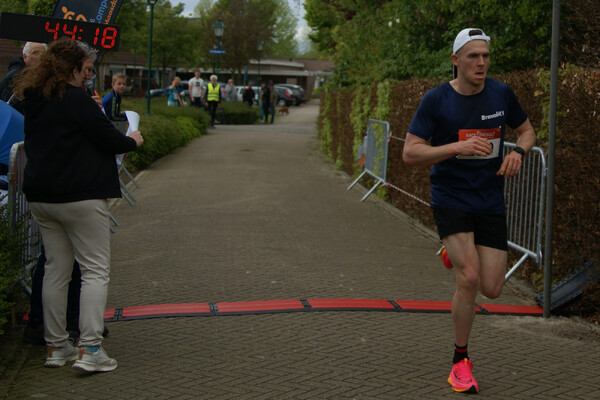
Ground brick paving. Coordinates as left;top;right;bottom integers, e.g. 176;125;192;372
1;101;600;399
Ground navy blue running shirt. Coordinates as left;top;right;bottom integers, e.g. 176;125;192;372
408;78;528;214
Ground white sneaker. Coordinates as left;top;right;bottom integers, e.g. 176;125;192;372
72;347;118;372
45;340;78;367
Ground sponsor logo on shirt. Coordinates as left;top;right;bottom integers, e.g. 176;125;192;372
481;110;504;121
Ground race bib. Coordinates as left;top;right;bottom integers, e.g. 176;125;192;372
456;127;501;160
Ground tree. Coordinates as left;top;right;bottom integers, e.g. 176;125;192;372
28;0;54;16
267;0;298;58
152;1;196;85
304;0;342;56
560;0;600;67
305;0;554;87
114;0;149;57
0;0;28;14
193;0;216;18
98;0;149;89
196;0;280;82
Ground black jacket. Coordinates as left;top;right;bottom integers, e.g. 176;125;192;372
243;88;255;104
20;84;137;203
0;56;25;102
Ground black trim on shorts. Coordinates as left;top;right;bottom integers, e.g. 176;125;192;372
433;208;508;251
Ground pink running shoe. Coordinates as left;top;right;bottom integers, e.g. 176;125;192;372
448;359;479;394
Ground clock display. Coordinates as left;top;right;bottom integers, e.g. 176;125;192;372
0;12;121;51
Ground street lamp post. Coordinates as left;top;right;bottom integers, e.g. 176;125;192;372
257;39;263;86
213;20;224;75
257;39;263;117
146;0;158;116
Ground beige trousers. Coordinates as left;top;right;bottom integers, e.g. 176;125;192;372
30;199;110;347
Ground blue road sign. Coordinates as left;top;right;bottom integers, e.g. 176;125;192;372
210;49;226;54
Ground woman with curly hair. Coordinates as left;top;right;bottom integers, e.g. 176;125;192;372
13;38;143;373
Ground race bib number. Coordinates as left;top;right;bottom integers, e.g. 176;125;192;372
456;127;501;160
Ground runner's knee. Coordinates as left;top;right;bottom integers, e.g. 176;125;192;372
480;280;503;299
456;269;479;295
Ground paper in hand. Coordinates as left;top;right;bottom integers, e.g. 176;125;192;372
116;111;140;165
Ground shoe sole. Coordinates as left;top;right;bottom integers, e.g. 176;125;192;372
447;377;478;394
72;360;117;373
45;354;78;368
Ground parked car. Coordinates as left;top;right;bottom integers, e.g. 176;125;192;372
180;80;189;98
147;87;166;97
278;84;305;105
273;85;295;107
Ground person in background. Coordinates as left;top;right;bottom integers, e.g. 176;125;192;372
224;78;236;102
206;75;221;128
260;81;271;125
13;38;144;373
188;69;204;108
402;28;536;394
101;73;127;121
268;81;277;124
167;76;184;107
0;42;47;103
243;84;255;107
258;81;265;122
83;70;103;111
0;42;47;194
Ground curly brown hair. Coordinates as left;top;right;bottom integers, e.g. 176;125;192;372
13;37;95;100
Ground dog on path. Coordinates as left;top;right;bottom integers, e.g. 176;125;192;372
278;106;289;115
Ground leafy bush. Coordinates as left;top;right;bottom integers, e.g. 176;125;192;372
0;199;29;335
176;116;203;143
123;115;168;170
305;0;553;86
220;102;259;124
150;103;211;127
120;98;209;171
123;98;257;126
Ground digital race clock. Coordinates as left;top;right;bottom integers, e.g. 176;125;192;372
0;12;121;51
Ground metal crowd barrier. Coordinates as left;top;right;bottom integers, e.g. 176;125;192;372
113;120;139;209
7;141;41;295
349;124;548;281
347;119;390;201
503;142;547;280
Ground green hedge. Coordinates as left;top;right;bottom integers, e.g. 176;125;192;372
121;99;259;170
0;201;30;335
221;102;260;124
120;99;210;170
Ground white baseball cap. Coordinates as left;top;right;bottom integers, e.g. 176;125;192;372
453;28;491;54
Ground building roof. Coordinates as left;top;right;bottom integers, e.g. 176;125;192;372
1;38;335;81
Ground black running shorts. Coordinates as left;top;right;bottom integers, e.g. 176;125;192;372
433;208;508;251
